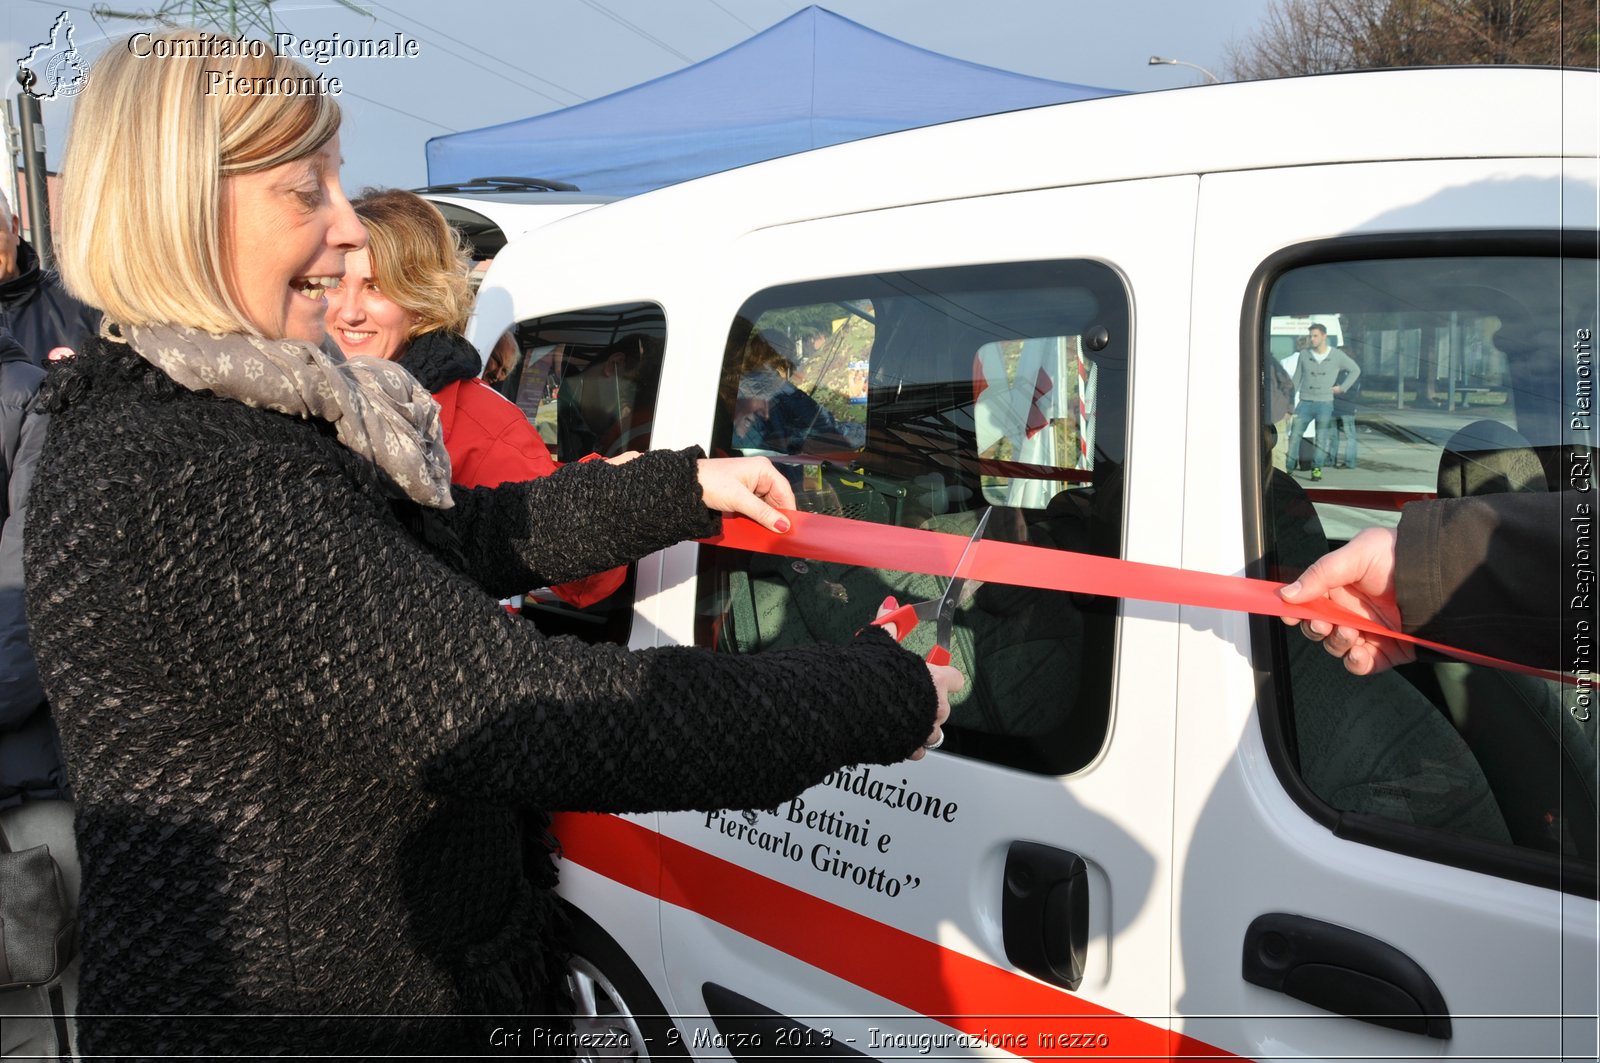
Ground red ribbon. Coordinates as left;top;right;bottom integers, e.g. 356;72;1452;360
1304;487;1438;511
701;509;1572;685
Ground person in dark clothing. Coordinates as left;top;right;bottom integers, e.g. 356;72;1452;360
32;33;957;1059
1331;369;1360;468
0;328;78;1057
556;332;657;459
725;326;862;455
1279;491;1580;673
0;193;98;364
0;332;51;794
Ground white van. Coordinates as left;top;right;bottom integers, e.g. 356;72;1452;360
464;67;1598;1061
415;176;615;261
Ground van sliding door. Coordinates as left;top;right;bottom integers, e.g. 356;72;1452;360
650;176;1199;1057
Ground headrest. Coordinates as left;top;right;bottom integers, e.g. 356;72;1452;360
1436;419;1545;498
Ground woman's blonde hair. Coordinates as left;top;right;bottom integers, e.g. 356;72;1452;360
351;189;474;338
57;31;341;334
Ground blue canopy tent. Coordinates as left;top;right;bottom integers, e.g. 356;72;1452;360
425;6;1121;197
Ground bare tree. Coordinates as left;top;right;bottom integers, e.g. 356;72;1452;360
1225;0;1598;79
1225;0;1349;79
1432;0;1597;64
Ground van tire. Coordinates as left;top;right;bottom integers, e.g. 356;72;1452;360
563;904;689;1060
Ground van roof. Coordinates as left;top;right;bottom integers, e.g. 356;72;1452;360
502;67;1595;245
418;187;617;258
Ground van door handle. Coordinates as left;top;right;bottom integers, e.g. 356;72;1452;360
1242;913;1451;1039
1002;841;1087;991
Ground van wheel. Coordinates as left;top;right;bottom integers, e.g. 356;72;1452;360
564;905;688;1060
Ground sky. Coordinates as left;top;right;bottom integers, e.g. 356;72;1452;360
2;0;1277;202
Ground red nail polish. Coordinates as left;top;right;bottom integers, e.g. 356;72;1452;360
775;517;791;533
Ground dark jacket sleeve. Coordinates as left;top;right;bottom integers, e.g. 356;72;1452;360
1394;491;1580;670
429;445;722;597
116;428;937;815
0;362;46;725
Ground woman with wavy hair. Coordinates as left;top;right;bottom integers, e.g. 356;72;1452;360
329;187;624;606
34;32;957;1056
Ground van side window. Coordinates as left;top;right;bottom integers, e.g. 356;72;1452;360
1252;251;1598;890
490;302;666;644
696;263;1130;775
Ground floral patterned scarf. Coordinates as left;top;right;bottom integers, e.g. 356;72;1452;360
126;323;454;508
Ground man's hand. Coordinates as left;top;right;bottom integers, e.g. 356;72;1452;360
1278;526;1412;675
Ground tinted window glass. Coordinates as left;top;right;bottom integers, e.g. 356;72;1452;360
697;263;1129;775
491;302;666;644
1254;252;1598;885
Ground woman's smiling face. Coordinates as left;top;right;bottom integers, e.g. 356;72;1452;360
324;248;417;361
219;134;365;342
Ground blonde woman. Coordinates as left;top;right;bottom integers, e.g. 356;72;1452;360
33;33;957;1056
328;187;624;606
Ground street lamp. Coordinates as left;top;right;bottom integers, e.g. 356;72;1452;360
1148;55;1221;84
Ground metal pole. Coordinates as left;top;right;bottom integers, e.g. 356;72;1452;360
1453;311;1463;407
1147;56;1221;84
1445;322;1456;412
1394;333;1404;410
14;75;53;270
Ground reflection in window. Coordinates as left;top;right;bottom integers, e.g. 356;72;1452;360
721;315;868;458
699;262;1130;776
973;336;1097;510
490;303;667;646
492;303;665;464
1254;252;1598;888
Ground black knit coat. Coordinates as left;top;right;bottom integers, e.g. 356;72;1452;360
23;337;937;1057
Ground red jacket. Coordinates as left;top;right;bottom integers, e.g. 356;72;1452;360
401;332;626;607
433;376;559;487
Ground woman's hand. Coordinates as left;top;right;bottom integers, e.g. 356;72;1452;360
605;451;642;465
874;598;961;760
697;457;797;534
908;663;961;760
1278;526;1411;675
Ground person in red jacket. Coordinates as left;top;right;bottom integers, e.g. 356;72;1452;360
326;188;624;606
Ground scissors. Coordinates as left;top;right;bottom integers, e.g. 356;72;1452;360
870;506;992;666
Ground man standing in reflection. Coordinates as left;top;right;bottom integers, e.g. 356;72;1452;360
1286;322;1360;481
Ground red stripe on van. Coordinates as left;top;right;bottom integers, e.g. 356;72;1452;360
553;812;1241;1062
